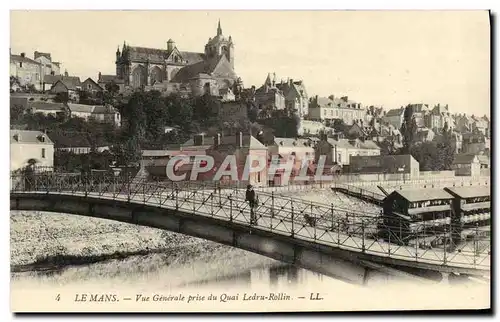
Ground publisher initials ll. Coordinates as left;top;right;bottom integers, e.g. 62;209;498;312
310;293;323;301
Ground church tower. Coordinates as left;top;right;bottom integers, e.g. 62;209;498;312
204;20;234;69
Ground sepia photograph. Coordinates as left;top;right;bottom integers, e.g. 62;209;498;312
8;9;491;313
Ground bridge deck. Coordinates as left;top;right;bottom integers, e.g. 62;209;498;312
11;189;490;273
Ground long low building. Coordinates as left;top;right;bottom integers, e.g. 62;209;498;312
381;186;491;250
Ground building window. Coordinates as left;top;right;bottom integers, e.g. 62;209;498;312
338;154;341;163
19;62;23;68
41;148;46;159
257;172;261;183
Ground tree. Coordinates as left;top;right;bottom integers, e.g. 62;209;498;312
434;122;455;170
10;76;19;87
143;90;168;142
112;136;142;167
399;105;418;155
10;104;25;123
193;93;219;125
165;93;193;133
379;138;397;156
258;108;299;138
119;91;147;140
332;119;347;133
410;142;439;171
105;81;120;95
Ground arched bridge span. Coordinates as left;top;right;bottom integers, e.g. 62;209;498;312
10;173;490;283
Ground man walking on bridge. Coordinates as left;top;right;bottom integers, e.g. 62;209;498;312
246;185;258;225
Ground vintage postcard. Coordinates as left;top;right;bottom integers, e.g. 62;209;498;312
9;10;491;313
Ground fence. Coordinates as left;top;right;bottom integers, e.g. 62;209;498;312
10;172;490;271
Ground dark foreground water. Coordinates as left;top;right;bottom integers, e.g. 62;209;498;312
11;249;490;312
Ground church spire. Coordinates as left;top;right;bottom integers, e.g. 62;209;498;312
217;19;222;36
264;73;272;87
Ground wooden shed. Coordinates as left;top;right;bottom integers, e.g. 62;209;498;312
381;188;454;247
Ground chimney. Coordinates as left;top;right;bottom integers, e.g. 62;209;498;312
289;78;293;86
213;133;221;147
64;70;68;77
236;132;243;148
193;134;205;146
20;53;25;58
98;72;102;80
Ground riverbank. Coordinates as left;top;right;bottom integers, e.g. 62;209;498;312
10;211;278;279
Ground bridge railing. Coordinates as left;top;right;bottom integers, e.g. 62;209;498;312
10;172;490;270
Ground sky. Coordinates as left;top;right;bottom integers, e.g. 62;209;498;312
10;10;490;116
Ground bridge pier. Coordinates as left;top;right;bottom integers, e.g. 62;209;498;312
440;272;450;284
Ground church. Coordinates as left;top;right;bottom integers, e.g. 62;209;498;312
112;20;239;96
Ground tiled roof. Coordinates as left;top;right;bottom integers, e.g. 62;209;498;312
359;140;381;150
29;101;64;111
171;59;219;83
127;46;168;63
314;97;333;108
56;77;81;90
275;80;308;99
49;132;90;148
179;51;206;64
67;103;94;113
44;75;63;84
34;51;51;60
444;186;490;199
392;188;454;202
82;77;102;89
67;103;117;114
10;54;40;65
92;105;118;114
453;154;478;164
326;138;353;149
48;131;109;148
98;75;125;84
325;138;380;150
385;108;404;117
10;130;53;145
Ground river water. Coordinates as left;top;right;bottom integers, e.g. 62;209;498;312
11;247;490;312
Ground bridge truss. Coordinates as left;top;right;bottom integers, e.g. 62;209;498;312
10;172;490;274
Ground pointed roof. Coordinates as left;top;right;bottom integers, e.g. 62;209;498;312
264;73;272;86
217;19;222;36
